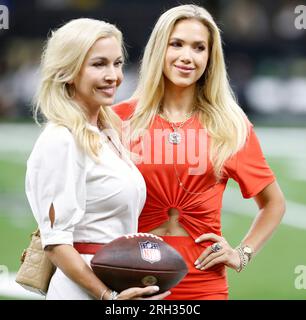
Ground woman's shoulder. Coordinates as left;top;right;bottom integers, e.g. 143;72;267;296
112;99;137;120
28;123;87;168
33;123;77;155
41;122;74;142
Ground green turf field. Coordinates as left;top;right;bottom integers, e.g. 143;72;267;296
0;124;305;300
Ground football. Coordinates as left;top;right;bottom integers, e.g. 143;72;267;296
90;233;188;293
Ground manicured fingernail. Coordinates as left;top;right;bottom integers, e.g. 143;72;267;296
194;259;199;265
195;238;200;243
152;286;159;291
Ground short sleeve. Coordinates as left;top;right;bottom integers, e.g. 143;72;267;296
224;124;275;198
25;125;87;248
112;99;136;120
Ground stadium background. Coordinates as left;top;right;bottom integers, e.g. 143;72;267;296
0;0;305;299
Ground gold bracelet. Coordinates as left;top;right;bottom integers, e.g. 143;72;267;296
100;288;109;300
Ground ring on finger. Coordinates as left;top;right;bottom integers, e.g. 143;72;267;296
211;242;222;253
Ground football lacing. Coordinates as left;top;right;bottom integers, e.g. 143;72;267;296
124;232;163;241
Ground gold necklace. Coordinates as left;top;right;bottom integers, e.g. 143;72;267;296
159;108;195;144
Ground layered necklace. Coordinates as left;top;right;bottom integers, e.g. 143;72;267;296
159;107;195;144
157;108;216;196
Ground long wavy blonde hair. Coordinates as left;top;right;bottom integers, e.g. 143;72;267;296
131;4;249;179
34;18;124;161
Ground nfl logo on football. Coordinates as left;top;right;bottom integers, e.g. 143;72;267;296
139;241;161;264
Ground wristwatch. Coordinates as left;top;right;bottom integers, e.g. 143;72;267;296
241;245;253;262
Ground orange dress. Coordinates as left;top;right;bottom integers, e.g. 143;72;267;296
113;100;275;300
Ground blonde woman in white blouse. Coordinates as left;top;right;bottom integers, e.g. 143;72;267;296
26;18;170;300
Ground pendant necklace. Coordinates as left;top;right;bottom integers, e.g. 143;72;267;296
159;108;195;145
158;114;217;196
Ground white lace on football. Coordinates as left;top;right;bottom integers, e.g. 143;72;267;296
124;233;163;241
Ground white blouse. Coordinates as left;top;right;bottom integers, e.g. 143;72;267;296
25;123;146;249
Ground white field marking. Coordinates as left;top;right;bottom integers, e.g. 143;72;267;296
1;125;306;176
255;128;306;181
0;124;305;153
0;123;42;153
0;272;44;300
223;186;306;230
255;127;306;158
286;157;306;181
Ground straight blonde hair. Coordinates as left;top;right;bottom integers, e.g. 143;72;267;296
34;18;124;161
131;5;249;179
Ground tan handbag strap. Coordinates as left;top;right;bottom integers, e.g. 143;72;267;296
31;228;40;237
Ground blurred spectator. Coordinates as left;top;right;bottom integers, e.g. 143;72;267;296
0;39;41;118
286;78;306;113
246;74;306;114
245;76;286;114
1;0;306;121
227;53;255;114
37;0;100;11
220;0;269;42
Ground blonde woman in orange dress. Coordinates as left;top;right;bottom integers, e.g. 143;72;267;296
114;4;286;300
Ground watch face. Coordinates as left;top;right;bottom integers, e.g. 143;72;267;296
244;247;252;253
244;247;252;254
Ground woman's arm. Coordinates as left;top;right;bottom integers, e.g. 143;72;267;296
46;244;170;300
194;181;286;271
240;180;286;253
45;244;106;299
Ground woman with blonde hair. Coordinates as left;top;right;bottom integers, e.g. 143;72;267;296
26;18;170;300
114;4;285;299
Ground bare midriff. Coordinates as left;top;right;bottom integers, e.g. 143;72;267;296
149;208;189;236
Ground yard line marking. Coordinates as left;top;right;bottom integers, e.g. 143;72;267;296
0;124;41;152
0;124;306;153
0;272;44;300
223;186;306;230
255;127;306;158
